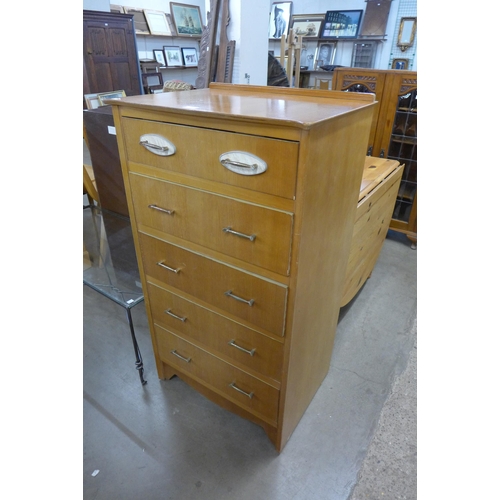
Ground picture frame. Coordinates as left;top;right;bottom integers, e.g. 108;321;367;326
169;3;203;37
123;7;150;35
97;90;126;107
163;46;183;66
153;49;167;66
181;47;198;67
269;2;292;40
320;10;363;39
84;93;100;110
314;42;336;69
110;4;125;14
290;14;324;39
144;10;174;36
397;17;417;51
392;58;409;70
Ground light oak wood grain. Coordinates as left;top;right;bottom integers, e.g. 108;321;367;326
110;84;376;451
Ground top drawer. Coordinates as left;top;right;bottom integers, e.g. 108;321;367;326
121;118;299;200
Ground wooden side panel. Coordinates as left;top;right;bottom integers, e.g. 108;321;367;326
279;105;375;449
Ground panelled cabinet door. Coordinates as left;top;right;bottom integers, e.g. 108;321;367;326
83;10;142;99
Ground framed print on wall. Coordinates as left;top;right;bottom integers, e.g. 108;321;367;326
314;42;335;69
153;49;167;66
320;10;363;39
144;10;174;36
170;3;203;37
290;14;324;39
123;7;150;35
269;2;292;39
181;47;198;67
392;58;409;70
163;46;183;66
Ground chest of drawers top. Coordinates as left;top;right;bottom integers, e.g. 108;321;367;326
108;83;375;137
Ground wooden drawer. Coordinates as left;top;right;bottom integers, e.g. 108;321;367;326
341;159;403;306
139;233;288;336
130;173;293;276
122;117;299;200
156;325;279;424
148;283;284;381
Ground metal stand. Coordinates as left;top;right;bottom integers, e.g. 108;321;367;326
125;306;147;385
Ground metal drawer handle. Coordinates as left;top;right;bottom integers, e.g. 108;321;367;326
222;227;256;242
170;350;191;363
224;290;254;306
156;261;181;274
220;159;258;170
148;204;175;215
228;339;256;356
140;140;170;152
229;382;253;399
165;309;187;322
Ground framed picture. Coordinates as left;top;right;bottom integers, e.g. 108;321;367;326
97;90;126;106
269;2;292;39
169;3;203;37
181;47;198;67
290;14;324;39
320;10;363;39
144;10;174;36
314;43;335;68
163;46;183;66
392;58;409;70
153;49;167;66
84;93;100;110
123;7;150;35
110;4;125;14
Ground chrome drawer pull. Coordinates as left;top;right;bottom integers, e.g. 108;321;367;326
229;382;253;399
156;261;181;274
139;134;176;157
170;350;191;363
165;309;187;322
220;159;258;171
148;204;175;215
219;151;267;176
140;140;170;152
224;290;254;306
228;339;256;356
222;227;256;242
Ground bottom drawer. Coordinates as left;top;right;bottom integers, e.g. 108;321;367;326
155;324;279;425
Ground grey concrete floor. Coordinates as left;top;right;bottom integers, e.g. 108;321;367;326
83;193;417;500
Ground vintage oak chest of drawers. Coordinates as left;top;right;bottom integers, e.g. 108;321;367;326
109;83;375;451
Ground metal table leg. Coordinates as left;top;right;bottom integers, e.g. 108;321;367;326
125;306;147;385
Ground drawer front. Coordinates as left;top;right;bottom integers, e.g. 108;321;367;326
122;117;299;199
148;284;284;381
139;233;287;336
130;173;293;276
156;325;279;424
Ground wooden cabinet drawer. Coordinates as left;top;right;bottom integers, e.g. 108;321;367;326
156;325;279;424
122;117;299;200
148;283;284;381
139;233;287;336
130;173;293;276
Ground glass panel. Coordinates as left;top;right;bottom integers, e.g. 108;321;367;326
344;83;371;93
83;206;143;307
388;88;417;223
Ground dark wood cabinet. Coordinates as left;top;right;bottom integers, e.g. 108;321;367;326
83;10;143;105
333;68;417;246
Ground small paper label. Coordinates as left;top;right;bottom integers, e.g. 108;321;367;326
108;126;116;135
